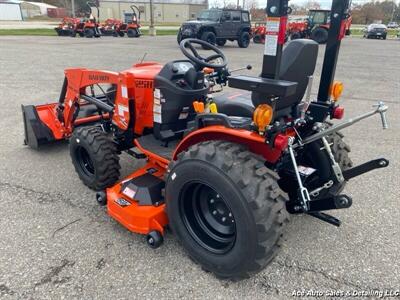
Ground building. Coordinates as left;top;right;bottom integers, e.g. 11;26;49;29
98;0;208;23
0;0;57;20
0;0;23;20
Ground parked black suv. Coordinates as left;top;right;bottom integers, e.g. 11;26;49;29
177;9;252;48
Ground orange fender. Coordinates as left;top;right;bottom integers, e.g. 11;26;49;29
172;125;283;164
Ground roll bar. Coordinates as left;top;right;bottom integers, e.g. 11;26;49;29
262;0;351;102
130;5;140;21
86;1;99;19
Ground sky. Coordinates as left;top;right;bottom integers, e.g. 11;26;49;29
216;0;400;9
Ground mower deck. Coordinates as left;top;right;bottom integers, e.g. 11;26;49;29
105;160;168;245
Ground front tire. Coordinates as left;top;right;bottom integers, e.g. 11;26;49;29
200;31;216;49
237;31;250;48
70;127;120;191
166;141;288;279
253;34;263;43
216;38;227;46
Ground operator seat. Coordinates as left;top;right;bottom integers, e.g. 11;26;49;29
214;39;319;118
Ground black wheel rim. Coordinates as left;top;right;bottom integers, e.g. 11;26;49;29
179;182;236;254
76;146;95;176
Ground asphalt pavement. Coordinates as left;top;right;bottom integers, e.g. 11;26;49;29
0;35;399;299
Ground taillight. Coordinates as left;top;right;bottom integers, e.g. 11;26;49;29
333;106;344;119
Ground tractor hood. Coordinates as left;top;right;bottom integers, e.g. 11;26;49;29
181;20;217;27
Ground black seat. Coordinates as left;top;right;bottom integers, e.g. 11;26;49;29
214;39;319;118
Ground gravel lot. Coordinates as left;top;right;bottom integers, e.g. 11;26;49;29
0;36;399;300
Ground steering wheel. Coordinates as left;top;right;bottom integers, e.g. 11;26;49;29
179;39;227;71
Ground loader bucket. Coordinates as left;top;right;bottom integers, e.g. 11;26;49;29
22;104;60;149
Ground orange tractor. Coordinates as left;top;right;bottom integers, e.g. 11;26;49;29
117;5;142;37
71;1;101;38
23;0;388;279
55;17;81;36
252;22;267;44
253;9;352;44
289;9;352;44
99;18;124;37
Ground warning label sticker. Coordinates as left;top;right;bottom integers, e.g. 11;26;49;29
265;35;278;56
153;89;162;123
264;17;280;56
266;17;280;32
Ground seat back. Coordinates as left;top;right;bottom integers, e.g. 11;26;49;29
252;39;318;111
278;39;318;109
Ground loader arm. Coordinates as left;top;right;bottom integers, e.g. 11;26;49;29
61;68;120;135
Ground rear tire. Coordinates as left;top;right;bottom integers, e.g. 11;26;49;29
324;129;353;194
84;28;95;38
70;127;120;191
166;141;288;279
311;27;328;44
127;28;139;38
237;31;250;48
201;31;216;49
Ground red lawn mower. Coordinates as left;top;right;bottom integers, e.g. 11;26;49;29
99;18;123;37
252;22;267;44
118;5;142;38
22;0;389;279
71;1;101;38
55;17;81;36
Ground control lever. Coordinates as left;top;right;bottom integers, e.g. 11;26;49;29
230;65;252;73
374;101;389;129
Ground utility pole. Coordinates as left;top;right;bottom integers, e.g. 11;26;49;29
237;0;239;9
149;0;156;36
390;1;395;22
71;0;75;17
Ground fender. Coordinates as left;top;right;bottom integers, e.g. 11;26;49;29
172;125;283;164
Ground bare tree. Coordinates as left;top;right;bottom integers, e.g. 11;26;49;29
303;0;321;10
